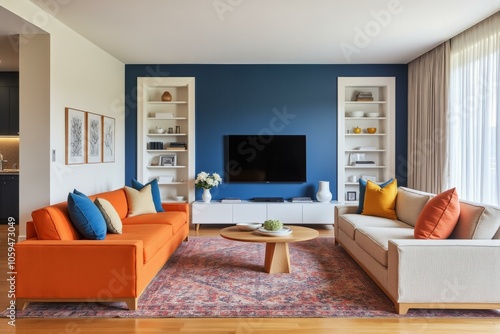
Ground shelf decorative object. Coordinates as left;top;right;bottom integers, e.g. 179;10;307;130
161;91;172;101
202;189;212;203
316;181;332;203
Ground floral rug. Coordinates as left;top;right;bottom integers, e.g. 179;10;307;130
11;237;499;318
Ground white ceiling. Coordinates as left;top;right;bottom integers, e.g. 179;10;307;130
2;0;500;68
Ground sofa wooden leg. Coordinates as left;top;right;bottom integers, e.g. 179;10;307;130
195;224;200;231
396;303;409;315
125;298;138;310
184;236;189;242
16;299;29;311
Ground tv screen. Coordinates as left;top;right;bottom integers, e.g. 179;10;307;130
226;135;306;183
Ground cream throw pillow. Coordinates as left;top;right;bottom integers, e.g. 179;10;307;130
124;185;157;217
94;197;122;234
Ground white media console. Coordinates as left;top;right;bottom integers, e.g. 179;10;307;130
191;201;339;231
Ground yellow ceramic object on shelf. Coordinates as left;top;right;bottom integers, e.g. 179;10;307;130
353;127;362;134
367;127;377;134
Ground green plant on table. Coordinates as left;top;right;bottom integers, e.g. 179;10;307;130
263;219;283;231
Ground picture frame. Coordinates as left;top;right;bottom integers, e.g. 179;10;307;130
86;112;102;163
102;116;115;163
65;108;86;165
159;154;176;166
347;191;357;201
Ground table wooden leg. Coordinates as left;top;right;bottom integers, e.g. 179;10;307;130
264;242;291;274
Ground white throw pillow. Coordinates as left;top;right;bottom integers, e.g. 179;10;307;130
124;185;157;217
94;197;122;234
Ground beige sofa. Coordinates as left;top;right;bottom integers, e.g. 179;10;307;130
334;186;500;314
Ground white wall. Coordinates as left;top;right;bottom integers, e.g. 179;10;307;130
1;0;125;238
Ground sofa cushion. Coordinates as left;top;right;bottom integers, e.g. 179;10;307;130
414;188;460;239
106;224;173;263
67;191;107;240
32;202;82;240
450;200;500;239
355;227;414;266
124;185;157;217
132;178;165;213
357;178;393;214
362;179;398;220
90;188;129;219
338;213;412;240
395;187;432;227
122;211;187;235
94;197;122;234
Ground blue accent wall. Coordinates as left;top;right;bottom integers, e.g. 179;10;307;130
125;65;408;201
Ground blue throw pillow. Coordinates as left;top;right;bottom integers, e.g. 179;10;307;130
131;178;165;212
67;190;107;240
357;178;394;214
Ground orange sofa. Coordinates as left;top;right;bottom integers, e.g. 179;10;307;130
15;188;190;311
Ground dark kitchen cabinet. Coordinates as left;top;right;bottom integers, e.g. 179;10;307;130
0;175;19;224
0;72;19;136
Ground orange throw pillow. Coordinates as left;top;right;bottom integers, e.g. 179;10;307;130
414;188;460;239
362;179;398;220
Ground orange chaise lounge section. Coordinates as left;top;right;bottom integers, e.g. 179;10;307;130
15;188;190;311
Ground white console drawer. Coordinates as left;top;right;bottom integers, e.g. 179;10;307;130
303;203;335;223
267;203;302;223
233;203;267;223
192;203;232;224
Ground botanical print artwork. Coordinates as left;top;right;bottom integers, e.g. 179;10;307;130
103;116;115;163
65;108;86;164
86;113;102;163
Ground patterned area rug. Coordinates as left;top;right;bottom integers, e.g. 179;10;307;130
12;237;499;318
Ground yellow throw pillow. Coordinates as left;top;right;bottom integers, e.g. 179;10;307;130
362;179;398;220
124;185;157;217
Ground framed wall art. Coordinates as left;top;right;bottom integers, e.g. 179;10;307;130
159;154;176;166
86;112;102;163
347;191;357;201
102;116;115;163
65;108;86;165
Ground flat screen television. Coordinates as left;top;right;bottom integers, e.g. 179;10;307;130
226;135;306;183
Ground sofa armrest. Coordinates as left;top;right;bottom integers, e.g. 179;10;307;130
163;203;189;214
388;239;500;304
335;205;358;216
15;240;143;299
334;205;358;242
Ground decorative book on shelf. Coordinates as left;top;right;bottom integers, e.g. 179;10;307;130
354;91;374;101
354;161;376;165
148;142;164;150
169;142;187;149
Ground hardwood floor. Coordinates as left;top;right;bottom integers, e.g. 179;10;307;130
1;224;498;334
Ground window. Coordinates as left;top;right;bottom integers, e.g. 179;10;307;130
448;14;500;206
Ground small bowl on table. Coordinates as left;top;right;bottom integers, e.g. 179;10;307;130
366;127;377;134
236;222;262;231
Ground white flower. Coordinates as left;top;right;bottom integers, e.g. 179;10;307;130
195;171;222;189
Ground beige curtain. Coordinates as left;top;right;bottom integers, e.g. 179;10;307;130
407;42;450;193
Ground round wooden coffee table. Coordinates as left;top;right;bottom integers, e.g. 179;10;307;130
220;225;319;274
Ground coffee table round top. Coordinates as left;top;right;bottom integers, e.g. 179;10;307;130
220;225;319;243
